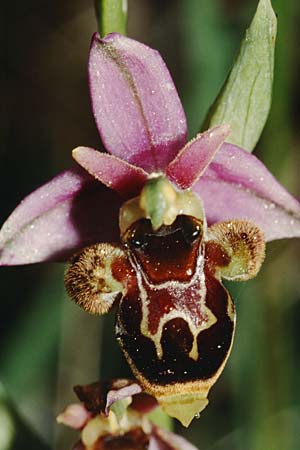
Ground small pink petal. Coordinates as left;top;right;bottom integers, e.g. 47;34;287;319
73;147;148;198
56;403;91;429
194;143;300;241
0;168;121;265
166;124;230;189
89;33;187;172
105;382;142;415
150;426;199;450
74;379;142;416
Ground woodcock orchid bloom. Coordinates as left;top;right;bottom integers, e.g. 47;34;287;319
1;33;300;427
57;379;199;450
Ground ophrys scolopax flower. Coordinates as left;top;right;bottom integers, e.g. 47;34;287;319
1;33;300;426
57;378;199;449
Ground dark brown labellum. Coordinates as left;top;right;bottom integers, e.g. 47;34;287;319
115;215;235;426
65;213;265;426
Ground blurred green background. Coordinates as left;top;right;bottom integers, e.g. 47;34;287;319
1;1;299;449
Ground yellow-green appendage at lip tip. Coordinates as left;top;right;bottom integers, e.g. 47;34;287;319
158;392;209;427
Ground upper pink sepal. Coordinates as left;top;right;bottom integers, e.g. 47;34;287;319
72;147;148;198
195;143;300;241
0;168;121;265
166;124;231;189
88;33;187;172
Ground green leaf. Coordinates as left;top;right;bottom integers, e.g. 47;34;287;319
203;0;277;152
0;383;50;450
0;385;15;450
95;0;127;36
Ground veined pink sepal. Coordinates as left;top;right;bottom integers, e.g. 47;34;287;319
196;143;300;241
89;33;187;172
0;168;121;265
151;426;199;450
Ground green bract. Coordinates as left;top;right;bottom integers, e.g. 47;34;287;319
204;0;277;152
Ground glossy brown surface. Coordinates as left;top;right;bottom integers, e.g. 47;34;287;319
123;216;203;283
204;241;231;275
74;381;112;414
80;428;149;450
116;216;234;385
117;273;233;384
74;380;140;415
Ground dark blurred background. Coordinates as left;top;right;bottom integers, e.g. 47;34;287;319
1;1;299;449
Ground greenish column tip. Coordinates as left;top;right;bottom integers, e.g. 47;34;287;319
203;0;277;152
95;0;127;36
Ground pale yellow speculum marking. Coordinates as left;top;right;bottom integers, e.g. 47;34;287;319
91;251;125;309
130;253;217;362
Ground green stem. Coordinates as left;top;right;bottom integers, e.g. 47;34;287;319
95;0;127;36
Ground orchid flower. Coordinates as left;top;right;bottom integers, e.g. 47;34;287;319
1;33;300;427
57;379;199;450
